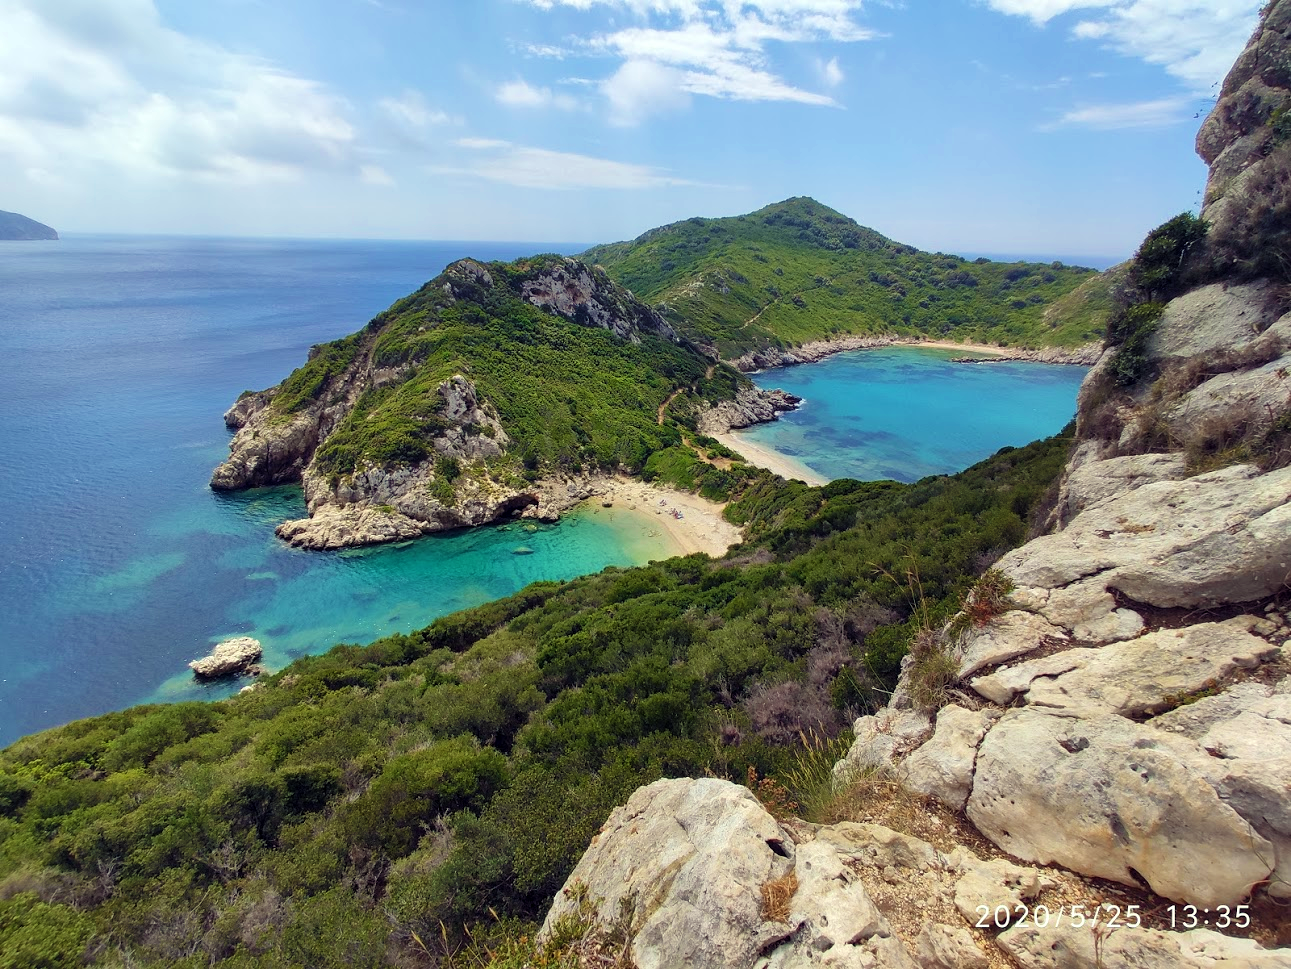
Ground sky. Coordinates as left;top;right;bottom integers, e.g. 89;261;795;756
0;0;1262;258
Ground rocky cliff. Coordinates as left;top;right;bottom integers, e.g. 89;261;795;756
537;6;1291;966
212;255;788;550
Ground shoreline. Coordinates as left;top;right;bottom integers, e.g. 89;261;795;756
582;475;744;558
728;334;1101;372
710;431;830;487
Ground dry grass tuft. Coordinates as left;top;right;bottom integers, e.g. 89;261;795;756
760;871;799;923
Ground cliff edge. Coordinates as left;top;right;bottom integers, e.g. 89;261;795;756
537;6;1291;966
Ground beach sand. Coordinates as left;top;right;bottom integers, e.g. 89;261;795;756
711;431;830;487
908;339;1011;356
584;476;745;558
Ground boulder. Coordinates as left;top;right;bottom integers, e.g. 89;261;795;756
833;709;932;779
999;922;1291;968
697;388;804;434
969;617;1280;716
190;637;263;679
914;924;988;969
540;778;793;969
540;778;919;969
967;709;1273;907
901;705;998;810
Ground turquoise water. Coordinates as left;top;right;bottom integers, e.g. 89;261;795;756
741;347;1087;483
0;237;672;747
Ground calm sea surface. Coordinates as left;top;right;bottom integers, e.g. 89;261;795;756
741;347;1087;483
0;237;1088;747
0;236;673;746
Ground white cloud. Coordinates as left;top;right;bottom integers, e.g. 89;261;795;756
982;0;1261;92
456;137;514;149
360;164;395;185
0;0;364;184
818;56;845;87
1040;96;1191;129
603;59;691;125
523;0;875;122
378;90;452;128
495;78;581;110
431;141;703;189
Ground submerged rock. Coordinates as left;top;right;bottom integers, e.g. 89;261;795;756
190;637;263;680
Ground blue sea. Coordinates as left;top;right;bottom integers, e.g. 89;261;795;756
739;347;1087;483
0;236;675;747
0;237;1087;747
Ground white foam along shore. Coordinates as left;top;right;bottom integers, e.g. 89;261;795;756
584;476;745;558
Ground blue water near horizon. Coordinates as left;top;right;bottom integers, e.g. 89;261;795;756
741;348;1087;483
0;236;664;747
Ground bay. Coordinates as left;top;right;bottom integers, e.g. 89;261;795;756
739;347;1087;483
0;236;669;746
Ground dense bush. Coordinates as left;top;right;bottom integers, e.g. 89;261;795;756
583;198;1102;358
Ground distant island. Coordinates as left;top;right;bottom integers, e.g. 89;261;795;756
0;210;58;240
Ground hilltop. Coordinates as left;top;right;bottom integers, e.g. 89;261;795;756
0;210;57;241
584;197;1104;361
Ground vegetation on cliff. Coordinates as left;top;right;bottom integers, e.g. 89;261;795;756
583;198;1103;359
258;255;745;489
0;431;1070;968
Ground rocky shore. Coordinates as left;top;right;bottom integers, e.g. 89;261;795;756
696;387;803;434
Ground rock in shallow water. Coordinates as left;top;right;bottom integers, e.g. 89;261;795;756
189;636;262;679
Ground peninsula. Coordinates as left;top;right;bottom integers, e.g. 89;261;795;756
211;202;1104;550
0;209;57;241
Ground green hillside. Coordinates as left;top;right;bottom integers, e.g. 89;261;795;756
0;431;1069;968
584;198;1103;359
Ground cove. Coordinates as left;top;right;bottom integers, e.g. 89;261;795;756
0;237;674;746
737;347;1088;483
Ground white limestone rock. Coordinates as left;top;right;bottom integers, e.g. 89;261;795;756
834;709;932;780
955;612;1068;678
970;618;1280;717
1146;280;1287;362
189;636;262;679
967;709;1273;907
915;924;988;969
999;922;1291;968
901;705;998;811
1060;453;1189;520
998;466;1291;610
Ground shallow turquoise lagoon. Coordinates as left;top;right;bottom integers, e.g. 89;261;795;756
740;347;1087;483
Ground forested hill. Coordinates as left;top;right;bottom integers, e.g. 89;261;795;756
583;197;1104;359
0;210;58;241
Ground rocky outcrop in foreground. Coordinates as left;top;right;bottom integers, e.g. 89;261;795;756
543;778;1291;968
189;637;262;680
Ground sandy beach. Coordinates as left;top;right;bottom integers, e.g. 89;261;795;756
585;476;745;558
907;339;1011;356
711;431;830;486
